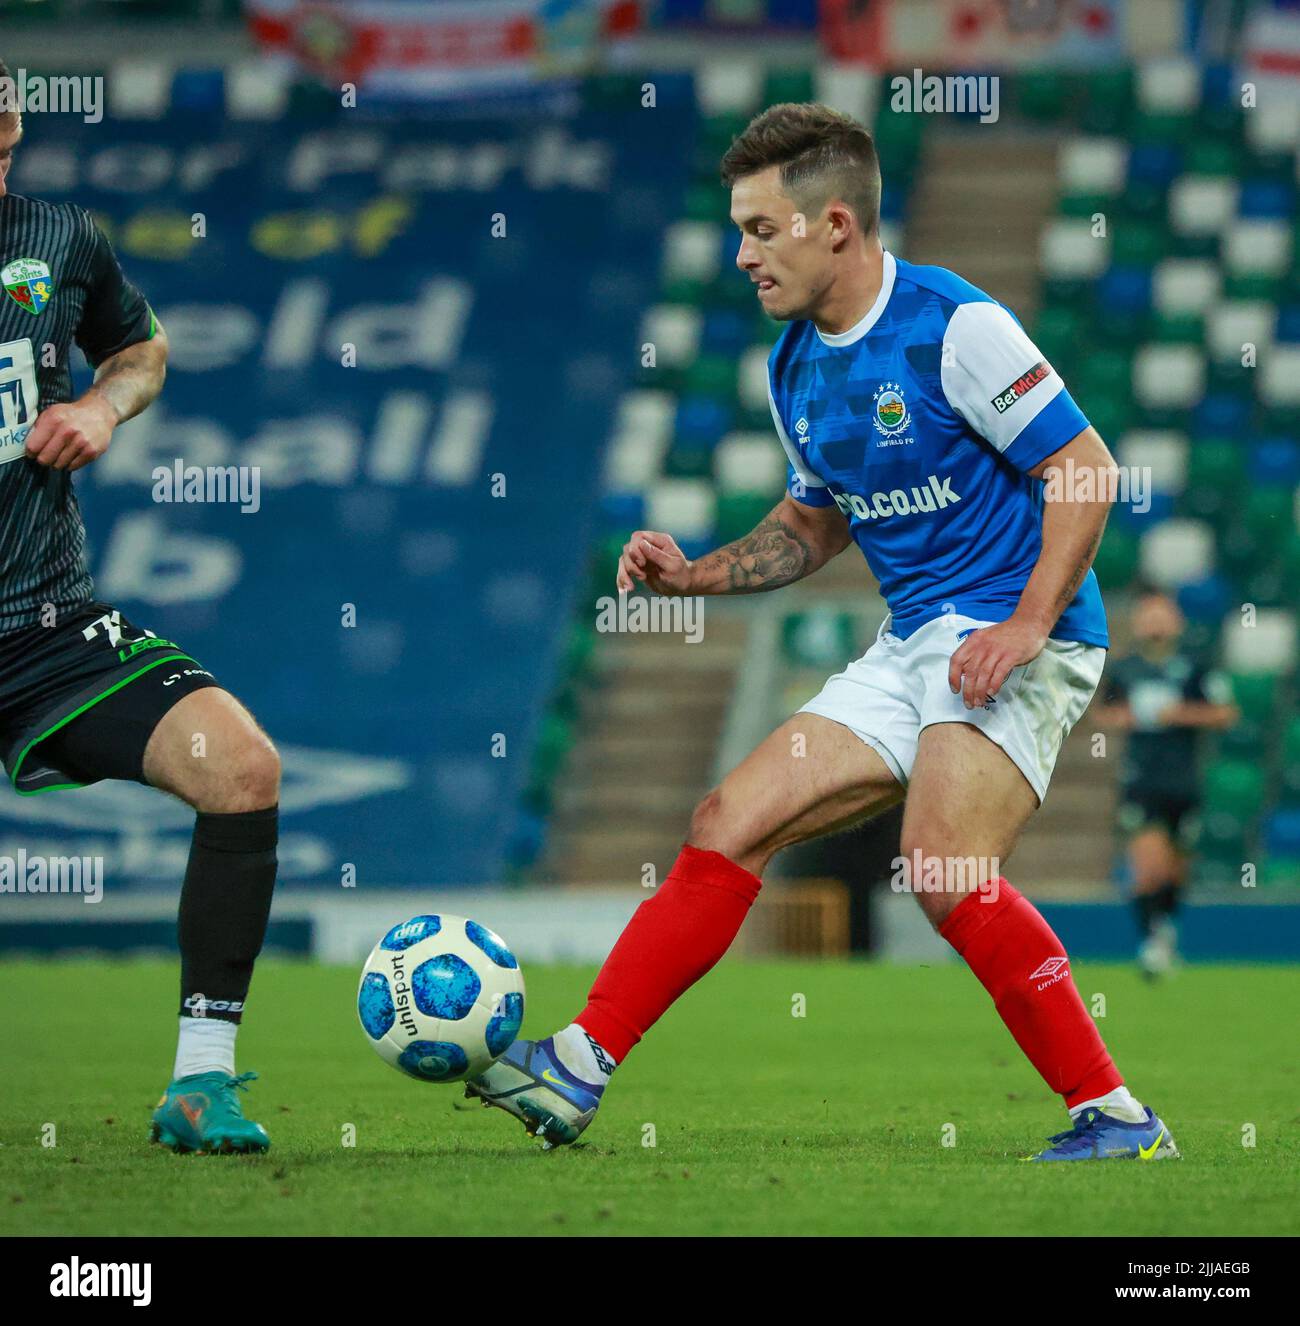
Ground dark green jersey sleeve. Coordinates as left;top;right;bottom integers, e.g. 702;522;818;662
74;223;156;369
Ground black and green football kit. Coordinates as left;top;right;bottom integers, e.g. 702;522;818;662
0;193;217;792
1100;646;1232;842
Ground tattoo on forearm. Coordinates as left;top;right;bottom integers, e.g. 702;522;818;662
696;513;815;594
1055;528;1102;613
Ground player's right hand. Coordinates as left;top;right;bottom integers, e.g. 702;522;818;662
615;530;694;596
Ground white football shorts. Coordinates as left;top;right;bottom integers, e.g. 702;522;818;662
798;612;1106;804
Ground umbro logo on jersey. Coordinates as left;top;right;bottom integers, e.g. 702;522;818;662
831;472;960;524
795;417;810;440
991;360;1051;414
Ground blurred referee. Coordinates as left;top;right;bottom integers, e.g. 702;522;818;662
1095;588;1238;977
0;57;279;1152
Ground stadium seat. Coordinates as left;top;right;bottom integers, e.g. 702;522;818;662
1137;518;1215;588
1059;137;1127;199
764;69;815;108
1202;758;1266;821
782;608;858;668
1222;608;1298;675
1182;438;1246;526
1079;68;1134;134
716;492;776;544
662;220;724;287
1117;430;1188;495
1092;527;1140;589
1261;346;1300;405
641;305;704;374
1040;221;1110;292
714;432;786;494
646;478;716;550
1138;56;1201;116
1016;68;1075;121
1133;344;1204;412
1153;257;1221;315
1168;175;1238;238
1206;299;1275;362
695;61;765;116
737;345;772;415
814;64;880;125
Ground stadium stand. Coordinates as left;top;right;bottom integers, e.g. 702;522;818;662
529;59;1300;898
0;73;695;888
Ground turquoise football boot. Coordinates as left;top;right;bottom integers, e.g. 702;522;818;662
149;1071;270;1155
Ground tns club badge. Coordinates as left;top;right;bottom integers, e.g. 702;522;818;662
2;258;54;316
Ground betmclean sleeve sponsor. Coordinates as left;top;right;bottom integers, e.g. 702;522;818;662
767;380;836;508
940;301;1090;472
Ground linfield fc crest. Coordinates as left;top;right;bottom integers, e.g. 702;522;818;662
2;258;54;316
872;382;911;439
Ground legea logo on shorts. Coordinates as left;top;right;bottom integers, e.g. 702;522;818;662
832;472;960;523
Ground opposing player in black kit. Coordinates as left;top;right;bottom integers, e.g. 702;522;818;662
0;61;278;1152
1095;588;1238;977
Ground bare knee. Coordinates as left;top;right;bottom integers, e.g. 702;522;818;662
190;735;281;814
686;787;768;875
688;788;725;849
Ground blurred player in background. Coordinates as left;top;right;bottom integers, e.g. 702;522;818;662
1095;588;1238;978
470;103;1181;1162
0;58;279;1154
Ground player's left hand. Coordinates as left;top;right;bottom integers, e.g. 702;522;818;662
948;614;1048;710
24;395;117;471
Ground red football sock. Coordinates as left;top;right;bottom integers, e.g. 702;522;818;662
576;844;762;1062
940;878;1121;1108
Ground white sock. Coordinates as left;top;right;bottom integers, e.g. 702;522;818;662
1070;1085;1145;1123
550;1023;617;1086
173;1017;237;1080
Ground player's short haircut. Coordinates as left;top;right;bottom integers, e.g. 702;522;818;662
0;56;16;129
720;102;882;238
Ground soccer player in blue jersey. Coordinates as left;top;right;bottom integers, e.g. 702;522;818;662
471;102;1178;1161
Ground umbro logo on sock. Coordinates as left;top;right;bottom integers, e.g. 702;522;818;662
1028;956;1070;990
585;1033;616;1079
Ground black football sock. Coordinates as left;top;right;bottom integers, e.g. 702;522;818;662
1155;881;1181;920
1133;890;1160;940
178;806;279;1024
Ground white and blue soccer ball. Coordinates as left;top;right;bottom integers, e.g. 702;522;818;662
357;914;525;1083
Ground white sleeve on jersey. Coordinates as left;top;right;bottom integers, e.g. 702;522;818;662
939;301;1071;457
768;381;829;493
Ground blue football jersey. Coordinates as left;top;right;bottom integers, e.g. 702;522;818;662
767;252;1108;648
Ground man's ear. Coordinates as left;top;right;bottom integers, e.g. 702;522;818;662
826;202;855;252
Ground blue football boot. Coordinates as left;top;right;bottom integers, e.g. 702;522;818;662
149;1071;270;1155
465;1038;604;1149
1028;1105;1179;1161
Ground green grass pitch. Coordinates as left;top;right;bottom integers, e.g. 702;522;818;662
1;956;1295;1237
